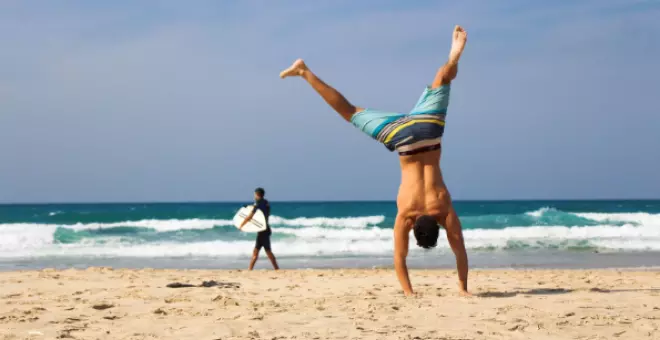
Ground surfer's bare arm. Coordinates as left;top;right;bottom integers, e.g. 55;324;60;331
239;208;256;230
393;214;414;296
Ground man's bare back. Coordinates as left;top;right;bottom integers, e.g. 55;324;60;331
397;149;449;221
395;149;470;297
280;25;470;297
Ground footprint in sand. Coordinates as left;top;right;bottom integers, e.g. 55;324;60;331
2;293;22;299
91;303;114;310
212;295;240;307
62;317;84;324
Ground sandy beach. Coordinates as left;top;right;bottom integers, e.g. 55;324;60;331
1;268;659;339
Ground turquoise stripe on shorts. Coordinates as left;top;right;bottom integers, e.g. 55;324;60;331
350;84;451;139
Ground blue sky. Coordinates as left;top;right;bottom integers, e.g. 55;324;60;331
1;0;659;203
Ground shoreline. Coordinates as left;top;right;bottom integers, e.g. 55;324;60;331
1;268;659;339
3;250;660;272
3;266;660;273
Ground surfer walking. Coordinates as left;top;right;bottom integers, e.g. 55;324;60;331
239;187;280;270
279;26;470;296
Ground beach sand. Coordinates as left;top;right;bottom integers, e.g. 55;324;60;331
1;268;659;339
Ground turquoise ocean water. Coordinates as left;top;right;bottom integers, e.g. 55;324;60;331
1;200;659;270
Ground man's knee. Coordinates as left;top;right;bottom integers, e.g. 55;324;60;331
340;105;362;122
445;65;458;81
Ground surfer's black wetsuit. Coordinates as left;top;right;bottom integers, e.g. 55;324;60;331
252;198;272;251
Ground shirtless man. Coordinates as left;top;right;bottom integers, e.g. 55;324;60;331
280;25;470;296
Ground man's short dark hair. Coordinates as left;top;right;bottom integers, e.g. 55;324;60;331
254;187;265;197
413;215;440;249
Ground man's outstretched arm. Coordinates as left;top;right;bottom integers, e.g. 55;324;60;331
239;206;257;230
441;205;472;297
394;215;414;296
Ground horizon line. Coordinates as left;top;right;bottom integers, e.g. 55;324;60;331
1;198;659;205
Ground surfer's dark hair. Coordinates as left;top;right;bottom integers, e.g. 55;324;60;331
413;215;440;249
254;187;265;197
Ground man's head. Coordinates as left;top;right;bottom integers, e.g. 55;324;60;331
254;187;265;200
413;215;440;249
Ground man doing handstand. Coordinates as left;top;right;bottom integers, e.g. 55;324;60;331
280;26;471;297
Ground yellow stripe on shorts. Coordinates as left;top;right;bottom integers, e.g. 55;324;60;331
383;119;445;144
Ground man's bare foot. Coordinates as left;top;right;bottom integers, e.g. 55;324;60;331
448;25;467;64
458;281;473;297
404;291;419;298
279;59;308;78
459;289;473;298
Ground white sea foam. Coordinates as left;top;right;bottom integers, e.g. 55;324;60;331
0;215;385;233
0;239;395;259
1;212;660;258
525;207;555;218
269;215;385;228
574;212;660;226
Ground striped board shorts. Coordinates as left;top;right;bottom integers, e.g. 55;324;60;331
350;85;450;155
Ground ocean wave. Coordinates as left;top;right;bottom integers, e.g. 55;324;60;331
525;207;555;218
574;212;660;226
269;215;385;228
0;219;233;233
2;211;660;258
276;226;391;240
0;239;395;259
0;224;58;252
6;209;656;234
1;224;660;258
0;215;385;233
462;223;660;250
2;224;660;259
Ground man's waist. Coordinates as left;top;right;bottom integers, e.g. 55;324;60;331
397;184;450;204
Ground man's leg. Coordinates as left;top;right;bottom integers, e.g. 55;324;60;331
262;234;279;270
280;59;362;122
265;250;280;270
248;248;260;270
441;204;471;297
431;26;467;89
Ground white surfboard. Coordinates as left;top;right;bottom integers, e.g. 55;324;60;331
232;205;268;232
